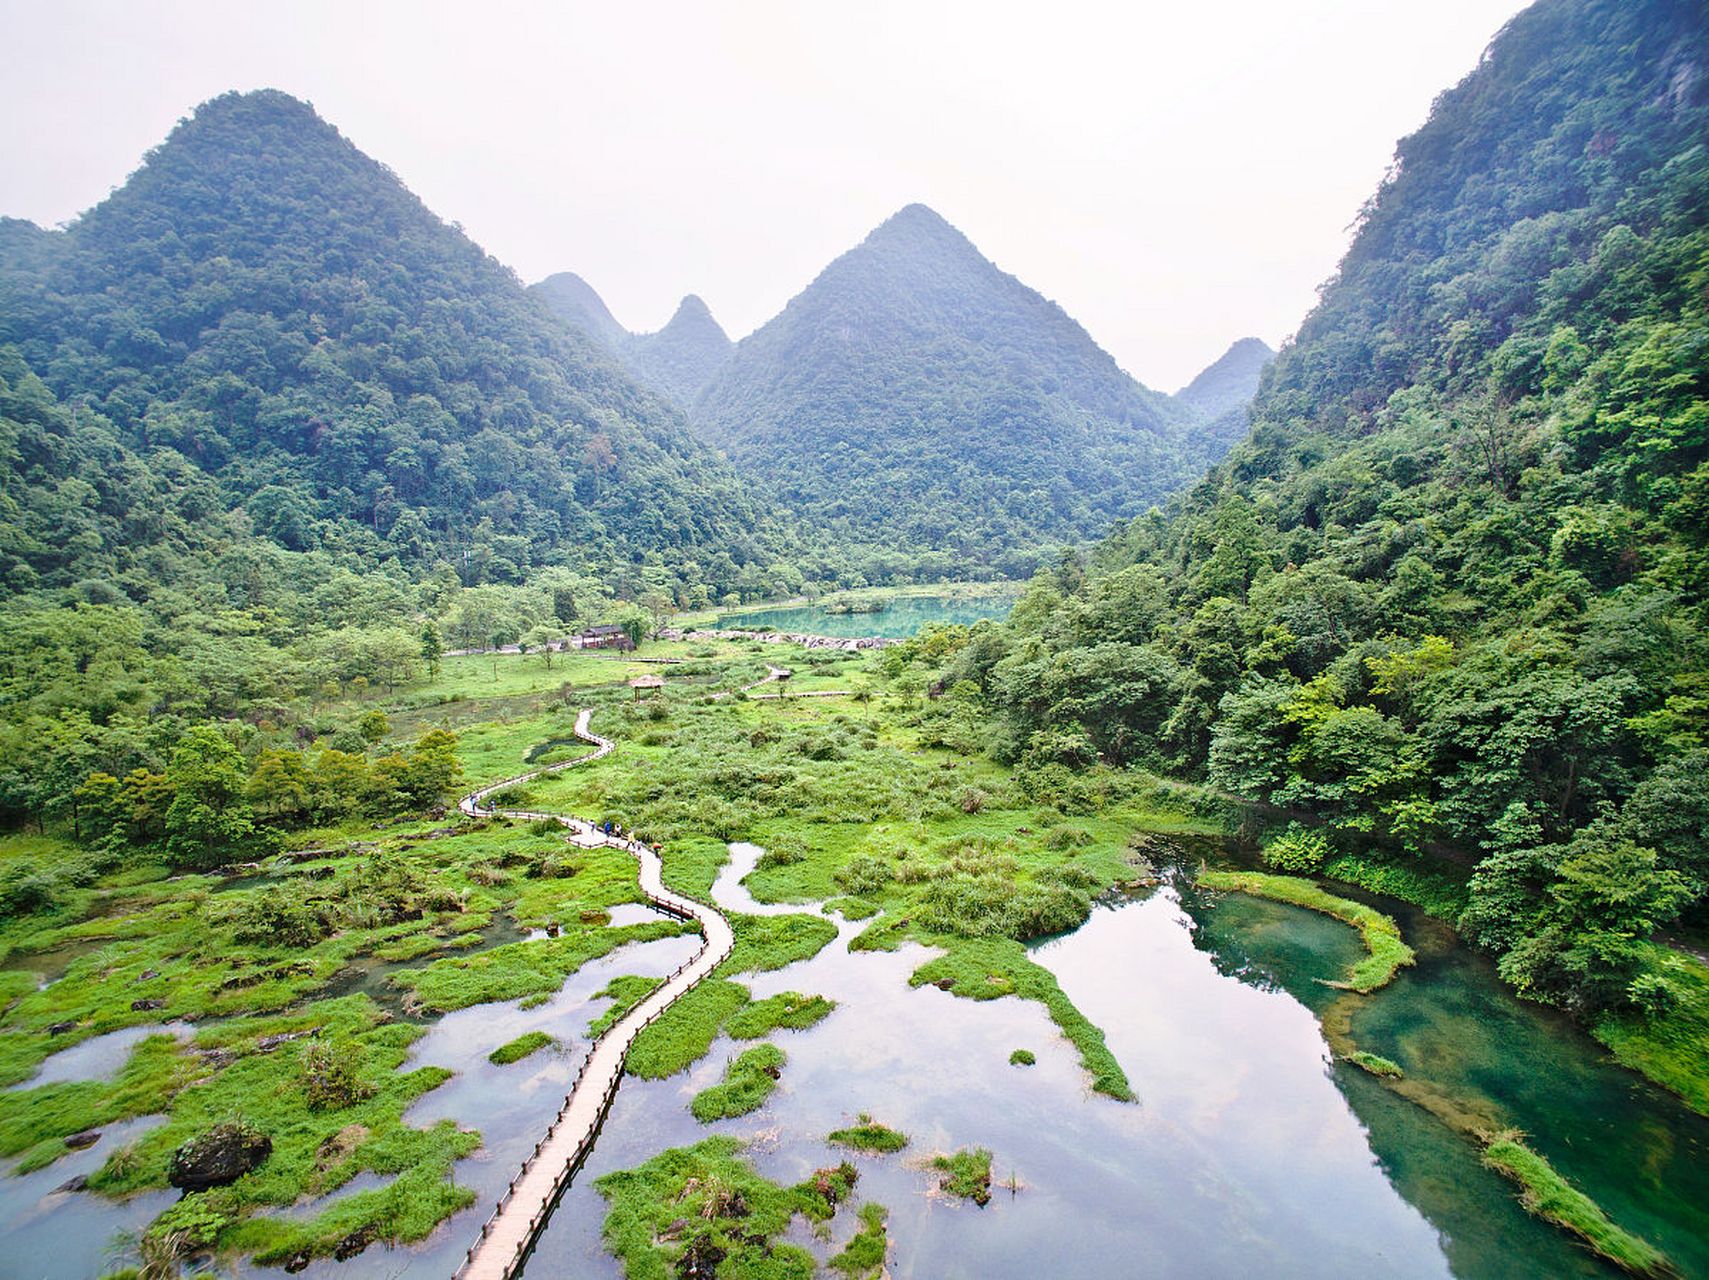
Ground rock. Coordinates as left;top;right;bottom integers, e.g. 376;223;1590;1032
167;1122;272;1191
255;1029;314;1052
63;1130;101;1150
136;969;160;982
131;998;166;1011
283;1249;312;1273
56;1174;89;1193
315;1123;370;1170
48;1020;77;1036
933;977;956;991
196;1047;237;1069
333;1223;378;1261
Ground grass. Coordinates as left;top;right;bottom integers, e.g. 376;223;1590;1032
827;1115;908;1153
595;1136;850;1280
488;1030;553;1065
1197;869;1415;992
1593;943;1709;1117
393;919;692;1012
829;1202;889;1277
587;975;663;1038
906;938;1134;1101
928;1147;994;1205
690;1044;787;1122
1482;1133;1672;1277
1009;1048;1036;1066
624;979;752;1080
1345;1050;1403;1078
725;992;836;1039
0;993;478;1268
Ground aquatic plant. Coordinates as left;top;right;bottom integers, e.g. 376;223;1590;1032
691;1045;787;1122
827;1115;908;1154
1482;1133;1671;1277
487;1031;553;1065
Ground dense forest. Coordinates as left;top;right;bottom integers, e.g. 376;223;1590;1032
0;91;784;604
690;203;1237;578
930;0;1707;1041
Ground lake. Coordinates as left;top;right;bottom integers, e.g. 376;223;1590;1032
714;590;1019;638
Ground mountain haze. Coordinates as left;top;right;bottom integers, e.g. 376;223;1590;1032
1174;336;1274;443
692;203;1218;575
532;278;734;408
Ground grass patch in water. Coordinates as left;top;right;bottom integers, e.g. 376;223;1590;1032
393;920;691;1012
0;994;478;1269
587;975;663;1038
595;1136;851;1279
825;896;879;920
1009;1048;1036;1066
1345;1050;1403;1078
928;1147;993;1205
690;1044;786;1122
1481;1133;1671;1278
1593;942;1709;1117
827;1114;908;1154
724;912;838;973
1197;869;1414;992
624;979;752;1079
725;992;836;1039
907;938;1133;1101
488;1031;553;1065
829;1202;889;1277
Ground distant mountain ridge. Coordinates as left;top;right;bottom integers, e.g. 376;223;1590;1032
688;202;1226;573
1174;336;1275;445
531;276;733;408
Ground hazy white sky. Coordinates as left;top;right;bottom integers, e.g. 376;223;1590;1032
0;0;1529;390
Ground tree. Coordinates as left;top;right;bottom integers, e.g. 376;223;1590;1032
164;725;265;867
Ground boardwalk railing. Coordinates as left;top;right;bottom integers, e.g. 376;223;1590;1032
450;708;735;1280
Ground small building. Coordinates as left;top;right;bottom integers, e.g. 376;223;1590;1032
629;674;665;699
581;623;634;651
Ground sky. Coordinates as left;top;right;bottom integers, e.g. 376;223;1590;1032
0;0;1531;392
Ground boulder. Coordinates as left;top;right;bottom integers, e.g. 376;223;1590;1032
168;1122;272;1191
63;1129;101;1150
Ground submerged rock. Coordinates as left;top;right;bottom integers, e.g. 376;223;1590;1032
56;1173;89;1193
168;1122;272;1190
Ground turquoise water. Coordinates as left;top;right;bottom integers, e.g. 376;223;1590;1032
715;590;1018;638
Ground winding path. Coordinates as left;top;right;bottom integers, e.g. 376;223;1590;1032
452;709;735;1280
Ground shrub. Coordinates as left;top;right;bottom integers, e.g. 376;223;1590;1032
300;1039;375;1110
1262;823;1330;873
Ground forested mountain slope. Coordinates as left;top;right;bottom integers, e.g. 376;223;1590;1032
532;270;631;349
944;0;1709;1062
0;90;779;601
628;295;733;407
691;203;1220;578
1173;336;1275;445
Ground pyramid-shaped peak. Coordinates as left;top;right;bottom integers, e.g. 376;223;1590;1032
865;202;972;250
670;294;718;324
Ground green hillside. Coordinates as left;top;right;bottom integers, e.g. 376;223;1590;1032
946;0;1709;1027
690;203;1222;578
0;90;778;602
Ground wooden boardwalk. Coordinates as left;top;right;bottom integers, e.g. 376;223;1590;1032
452;709;735;1280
